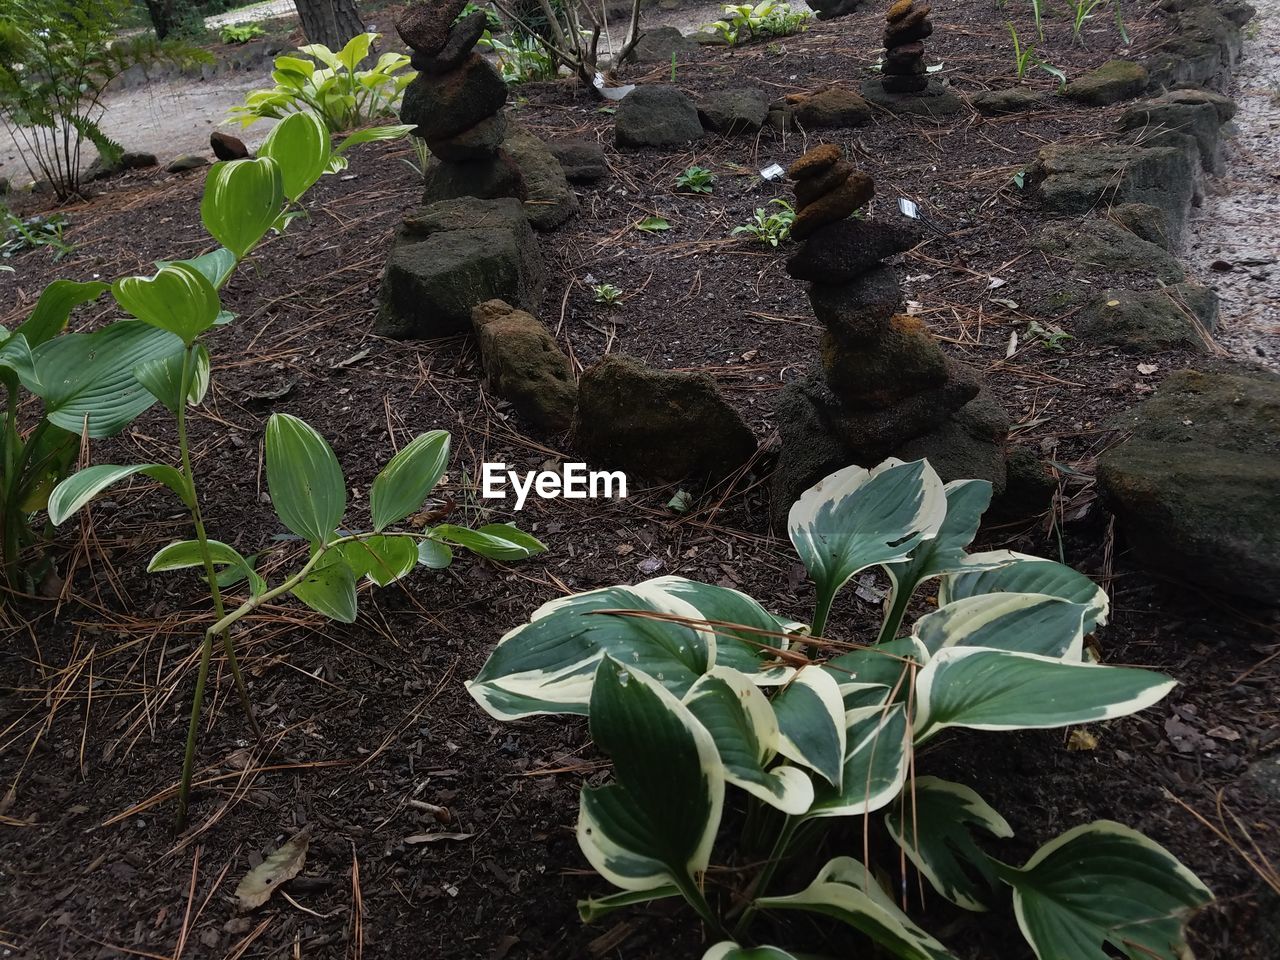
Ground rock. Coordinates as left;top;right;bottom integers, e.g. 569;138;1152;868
428;113;508;162
471;299;577;432
860;76;962;116
1061;59;1148;106
770;376;864;530
795;161;855;210
1241;755;1280;804
805;0;866;19
1035;219;1185;283
791;173;874;240
623;26;700;63
615;85;703;149
548;140;608;183
792;87;872;129
573;355;757;481
210;131;249;161
1077;283;1218;351
412;9;488;75
787;144;841;179
422;151;527;206
397;0;468;56
1097;368;1280;603
786;218;924;282
698;88;769;134
820;315;950;407
86;150;158;181
503;125;579;230
1118;92;1228;174
377;199;544;339
167;154;209;172
809;268;902;339
989;445;1057;521
1024;143;1195;241
1109;202;1173;250
401;54;508;143
971;88;1046;115
895;389;1009;494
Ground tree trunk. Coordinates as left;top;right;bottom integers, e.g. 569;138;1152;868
292;0;365;50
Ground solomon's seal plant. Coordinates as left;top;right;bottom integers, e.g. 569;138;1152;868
39;111;544;828
468;458;1210;959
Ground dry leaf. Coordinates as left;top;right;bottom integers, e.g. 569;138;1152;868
404;832;474;844
235;828;311;910
1066;729;1098;751
1137;363;1158;375
1206;725;1241;742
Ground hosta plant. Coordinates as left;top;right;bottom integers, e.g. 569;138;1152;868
228;32;415;135
468;458;1211;959
40;111;544;828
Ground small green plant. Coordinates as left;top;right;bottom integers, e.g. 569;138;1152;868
675;166;715;194
219;22;267;44
1027;319;1074;351
43;111;545;829
470;458;1212;960
228;33;415;135
480;31;558;84
1006;22;1065;86
402;135;433;177
593;282;624;305
458;1;504;32
732;199;795;246
705;0;811;46
1;209;74;261
635;215;672;233
1063;0;1127;43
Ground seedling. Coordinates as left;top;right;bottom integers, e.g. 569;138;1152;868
635;216;672;233
1;209;74;260
1028;319;1075;351
732;199;795;246
220;22;266;44
593;282;624;304
675;166;715;194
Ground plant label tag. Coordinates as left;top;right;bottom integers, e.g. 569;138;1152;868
898;198;920;219
760;163;785;181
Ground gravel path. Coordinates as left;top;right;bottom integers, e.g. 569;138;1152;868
1184;0;1280;369
204;0;297;28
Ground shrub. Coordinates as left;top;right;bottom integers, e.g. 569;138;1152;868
706;1;811;47
468;458;1210;959
480;31;558;84
675;166;715;194
732;199;795;246
220;21;267;44
228;32;414;134
0;0;208;199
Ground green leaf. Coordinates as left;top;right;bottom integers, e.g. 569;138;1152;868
134;343;210;414
265;412;346;545
883;479;992;615
884;776;1013;911
26;321;182;438
578;658;724;892
994;821;1212;960
158;248;238;290
915;649;1176;741
941;552;1109;634
201;157;285;259
578;886;682;923
148;538;266;595
112;262;221;346
336;32;373;71
258;111;332;202
417;539;453;569
370;430;450;531
14;279;109;348
703;946;812;960
822;636;928;706
335;124;415;154
807;704;910;819
635;216;671;233
771;666;847;788
48;463;191;525
338;535;418;587
432;522;546;561
913;593;1089;661
790;459;946;630
646;577;793;676
758;857;958;960
290;551;358;622
684;667;814;815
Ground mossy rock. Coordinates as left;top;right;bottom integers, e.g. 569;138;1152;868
472;300;577;432
1109;202;1173;250
1077;283;1218;352
1035;219;1185;283
1118;93;1228;174
970;87;1046;116
1061;59;1148;106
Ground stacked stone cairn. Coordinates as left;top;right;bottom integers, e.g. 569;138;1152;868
880;0;933;94
771;145;1010;527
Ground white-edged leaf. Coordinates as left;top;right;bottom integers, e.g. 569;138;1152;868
644;577;793;677
771;666;847;788
48;464;191;525
265;412;346;545
431;522;546;561
335;124;415;154
758;856;958;960
703;945;810;960
885;776;1013;911
789;459;946;626
578;658;724;892
914;593;1089;661
994;821;1212;960
807;704;910;819
822;636;928;700
915;648;1175;740
684;667;814;815
941;552;1109;634
370;430;449;531
148;538;266;596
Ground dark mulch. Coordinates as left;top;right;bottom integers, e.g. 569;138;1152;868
1;3;1277;959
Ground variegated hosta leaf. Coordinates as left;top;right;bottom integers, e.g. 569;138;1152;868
771;666;847;788
884;776;1013;912
788;459;946;628
578;659;724;893
914;648;1175;741
578;885;681;923
806;704;910;819
913;593;1089;661
941;552;1109;635
703;945;813;960
758;856;958;960
467;577;791;721
653;577;794;677
822;636;928;706
995;821;1212;960
684;668;814;815
882;479;993;636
